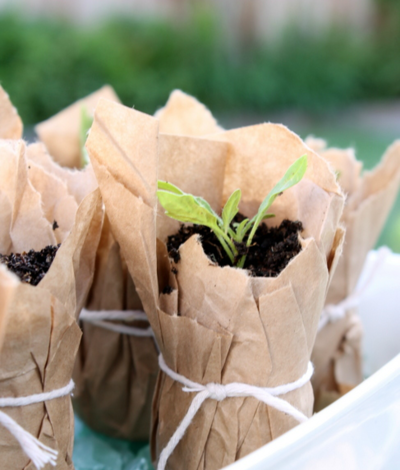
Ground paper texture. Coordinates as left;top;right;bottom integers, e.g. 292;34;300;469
26;142;98;205
307;137;400;408
0;139;102;469
73;214;159;440
155;90;222;136
0;86;23;140
35;86;120;168
87;98;345;469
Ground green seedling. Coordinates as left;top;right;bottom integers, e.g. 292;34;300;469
79;106;93;167
157;154;307;267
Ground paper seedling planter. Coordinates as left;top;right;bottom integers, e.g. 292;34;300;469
0;139;102;469
306;137;400;410
86;98;344;470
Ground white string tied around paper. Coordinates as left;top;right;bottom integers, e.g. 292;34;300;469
80;308;154;337
157;354;314;470
318;246;391;332
0;379;74;469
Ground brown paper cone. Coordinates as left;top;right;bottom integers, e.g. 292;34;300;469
308;138;400;409
35;86;120;168
72;215;159;440
0;140;103;469
87;98;345;469
0;86;23;140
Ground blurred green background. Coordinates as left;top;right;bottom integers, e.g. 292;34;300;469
0;0;399;251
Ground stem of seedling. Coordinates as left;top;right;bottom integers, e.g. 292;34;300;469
213;225;237;258
215;233;235;263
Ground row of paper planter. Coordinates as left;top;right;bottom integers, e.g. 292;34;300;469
0;85;399;470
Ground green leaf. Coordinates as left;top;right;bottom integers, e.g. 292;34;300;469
247;155;307;247
258;154;307;217
158;180;184;195
262;213;275;220
158;181;220;221
222;189;241;233
157;190;218;228
234;217;249;242
195;196;221;221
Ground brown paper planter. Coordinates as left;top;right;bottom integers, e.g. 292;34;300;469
72;214;159;441
306;137;400;410
0;139;102;469
86;98;345;470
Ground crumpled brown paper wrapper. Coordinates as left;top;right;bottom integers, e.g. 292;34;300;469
306;137;400;410
86;98;345;469
35;86;120;168
72;214;159;440
0;86;23;140
0;139;102;470
155;89;222;136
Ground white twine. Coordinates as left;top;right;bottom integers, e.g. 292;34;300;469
80;308;154;338
0;379;74;469
318;246;391;332
157;354;313;470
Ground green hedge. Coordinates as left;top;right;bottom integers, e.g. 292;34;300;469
0;12;399;125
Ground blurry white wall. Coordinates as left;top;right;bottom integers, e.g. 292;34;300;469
215;0;374;43
0;0;177;21
0;0;375;37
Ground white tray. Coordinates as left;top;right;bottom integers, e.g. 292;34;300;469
224;250;400;470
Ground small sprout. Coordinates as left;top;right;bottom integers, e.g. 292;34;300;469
157;155;307;267
79;106;93;167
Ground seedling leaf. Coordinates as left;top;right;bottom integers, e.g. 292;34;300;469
222;189;241;233
247;155;307;246
157;190;218;228
158;181;184;195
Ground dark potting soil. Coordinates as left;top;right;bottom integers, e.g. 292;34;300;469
162;285;174;295
167;216;303;278
0;245;60;286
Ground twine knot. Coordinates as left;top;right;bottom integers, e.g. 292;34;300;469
205;383;227;401
157;354;313;470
